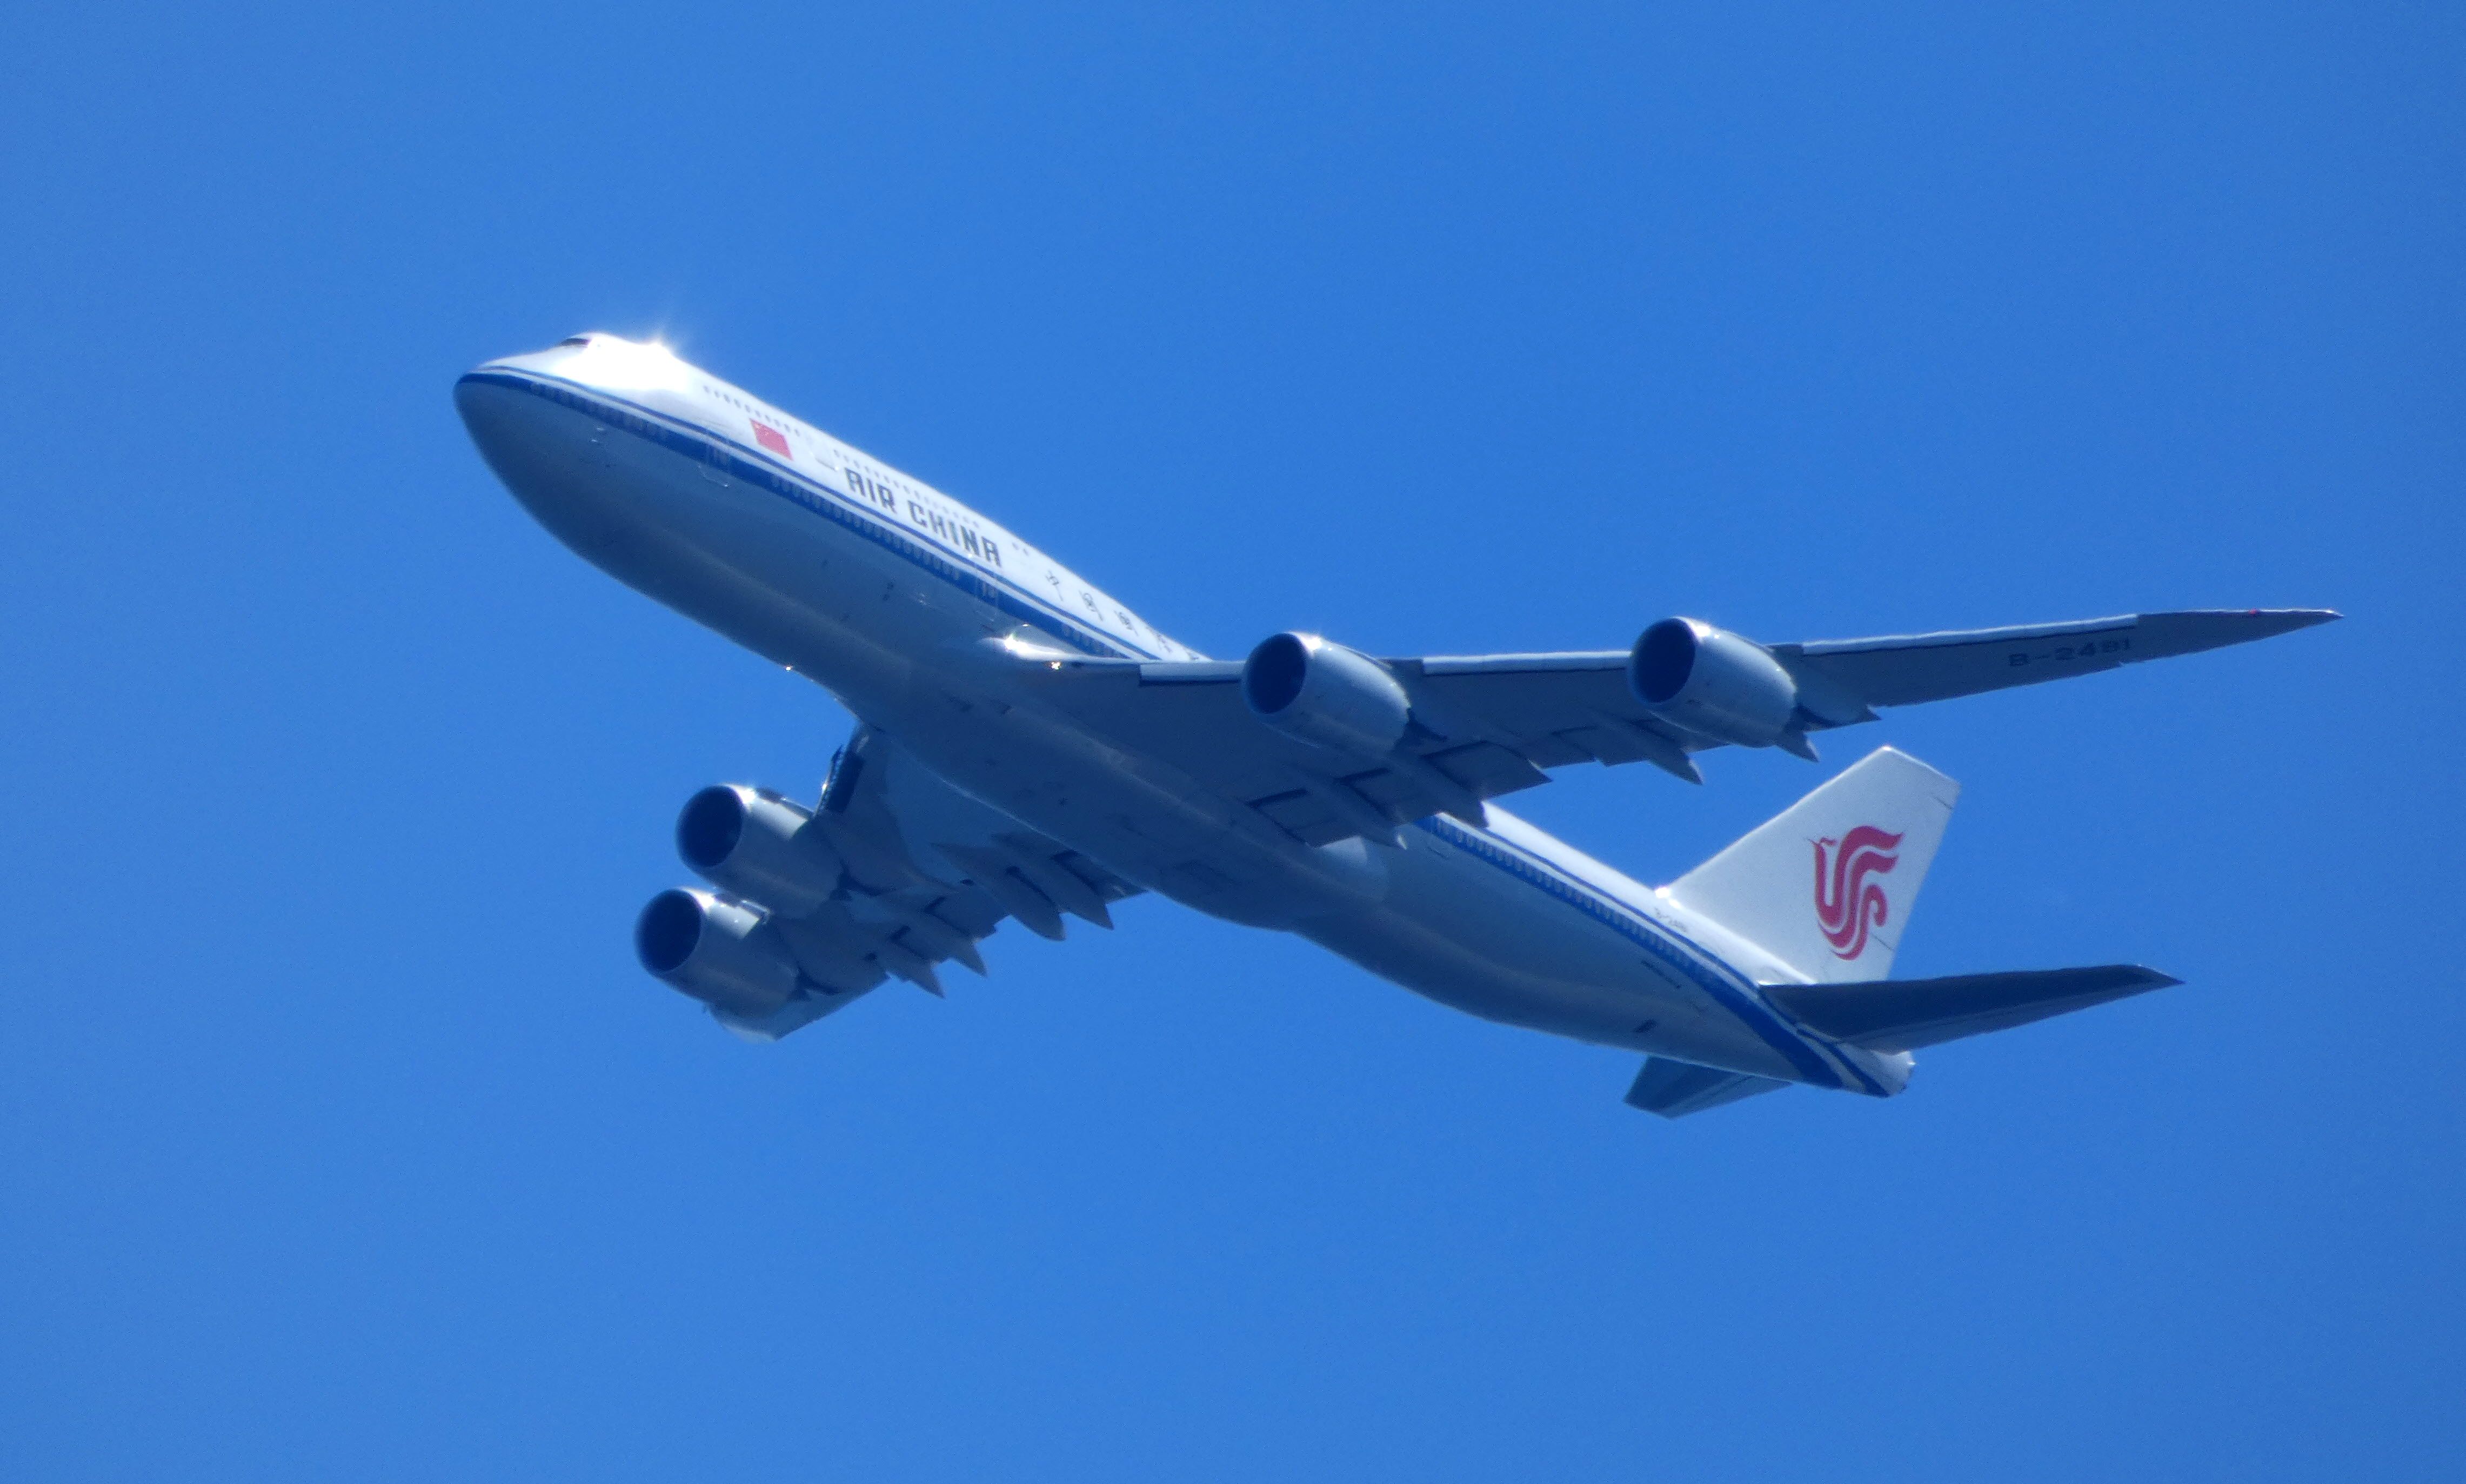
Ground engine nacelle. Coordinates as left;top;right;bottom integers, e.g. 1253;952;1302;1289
1627;617;1802;748
634;887;803;1018
1241;632;1411;756
675;784;846;915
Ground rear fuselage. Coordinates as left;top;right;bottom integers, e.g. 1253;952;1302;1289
455;335;1896;1093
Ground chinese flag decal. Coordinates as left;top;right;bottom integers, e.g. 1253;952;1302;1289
751;420;791;458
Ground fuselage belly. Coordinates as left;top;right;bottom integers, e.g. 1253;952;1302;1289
456;346;1849;1087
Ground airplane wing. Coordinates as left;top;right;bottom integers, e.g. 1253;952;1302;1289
720;724;1142;1040
1764;609;2335;708
1018;609;2335;849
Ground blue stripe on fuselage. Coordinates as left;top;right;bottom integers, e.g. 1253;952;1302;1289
1412;816;1865;1092
458;369;1161;663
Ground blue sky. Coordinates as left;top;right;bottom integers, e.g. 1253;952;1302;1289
2;3;2458;1479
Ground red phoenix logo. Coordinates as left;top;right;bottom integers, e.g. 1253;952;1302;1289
1813;825;1902;960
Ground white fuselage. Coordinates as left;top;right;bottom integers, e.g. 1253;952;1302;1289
455;335;1894;1094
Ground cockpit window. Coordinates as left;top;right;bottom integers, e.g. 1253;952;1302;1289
557;336;592;347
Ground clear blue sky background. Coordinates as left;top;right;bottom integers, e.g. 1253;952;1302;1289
3;4;2458;1479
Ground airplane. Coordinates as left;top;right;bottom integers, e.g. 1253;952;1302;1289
455;331;2335;1117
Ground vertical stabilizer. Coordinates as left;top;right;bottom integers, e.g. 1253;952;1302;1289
1667;747;1958;984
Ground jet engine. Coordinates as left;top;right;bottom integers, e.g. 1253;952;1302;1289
675;783;846;914
1241;632;1412;756
1627;618;1803;748
634;887;803;1018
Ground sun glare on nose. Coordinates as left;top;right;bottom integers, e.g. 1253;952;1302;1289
564;333;691;392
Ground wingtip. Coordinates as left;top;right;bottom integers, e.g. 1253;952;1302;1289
2185;606;2343;642
2262;606;2341;631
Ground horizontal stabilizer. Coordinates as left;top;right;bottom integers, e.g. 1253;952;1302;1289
1624;1057;1790;1118
1763;965;2181;1052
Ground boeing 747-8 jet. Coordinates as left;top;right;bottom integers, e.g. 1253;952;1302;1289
456;332;2333;1117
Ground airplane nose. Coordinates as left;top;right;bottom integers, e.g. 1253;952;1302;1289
454;370;558;490
454;365;646;563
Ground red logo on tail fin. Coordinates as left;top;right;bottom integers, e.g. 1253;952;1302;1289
1813;825;1902;960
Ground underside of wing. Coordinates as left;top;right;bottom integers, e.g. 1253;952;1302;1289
1770;609;2337;711
1024;647;1711;852
701;725;1142;1040
1013;606;2331;851
1021;657;1563;848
